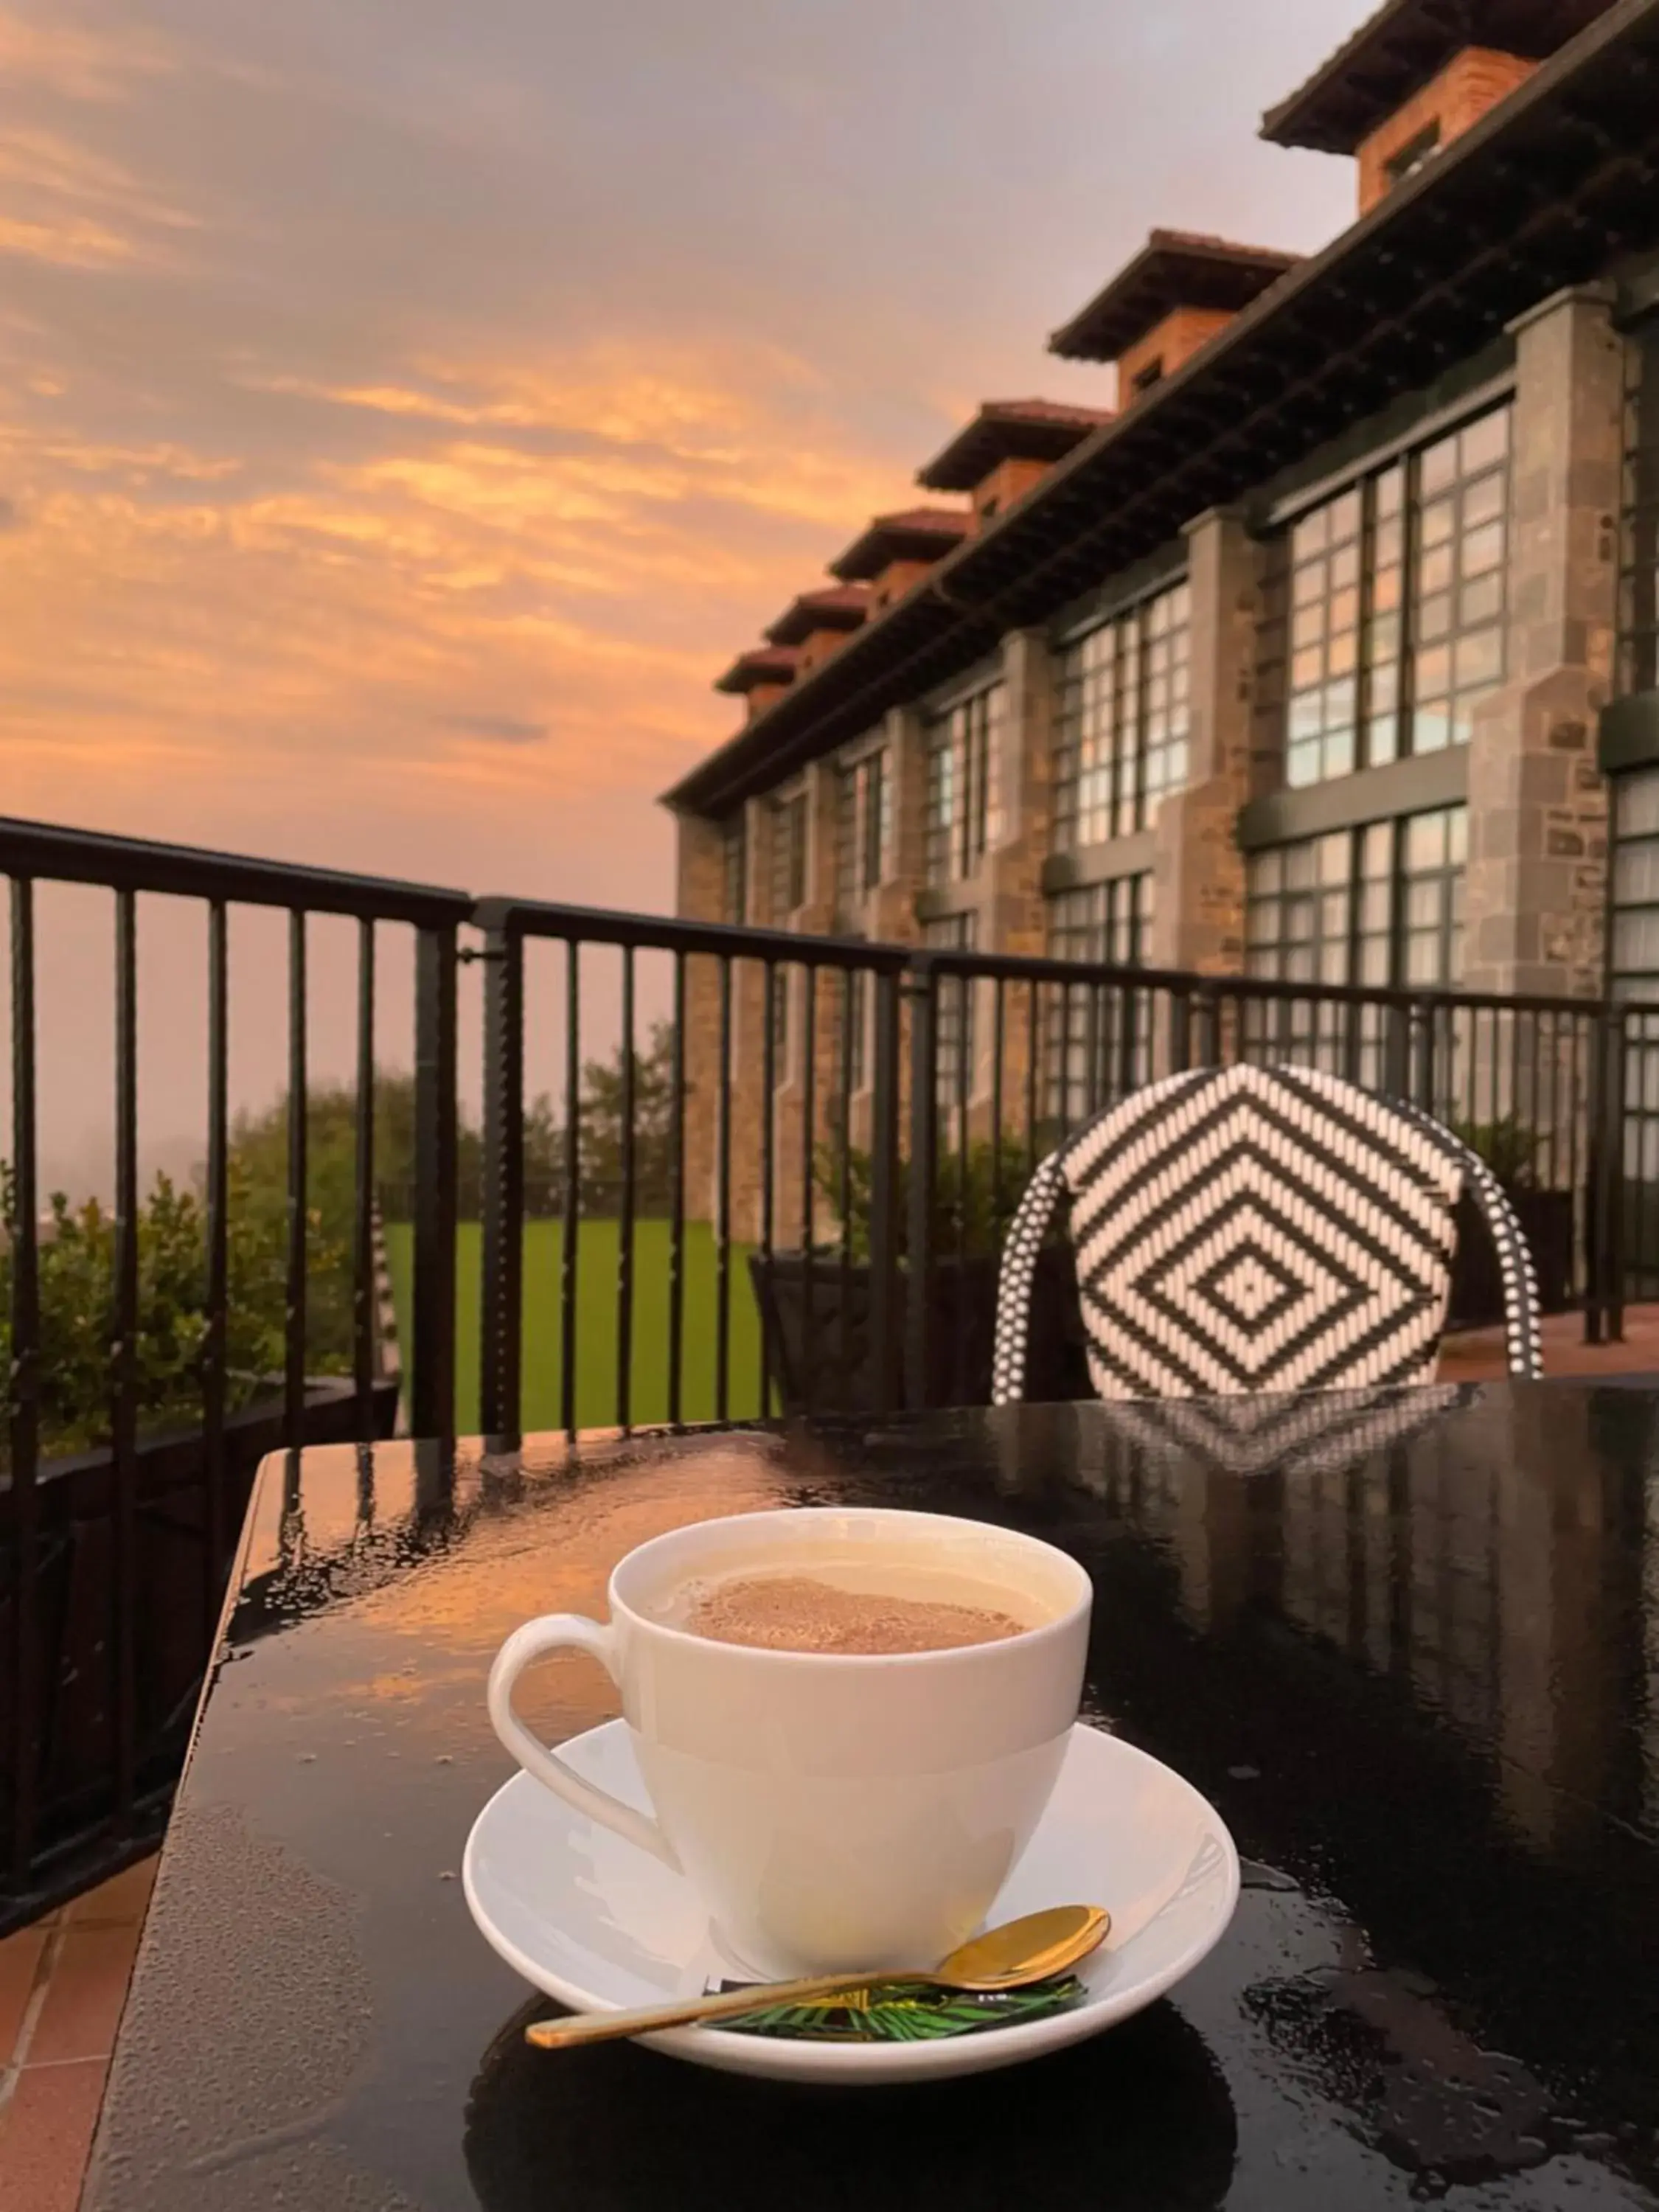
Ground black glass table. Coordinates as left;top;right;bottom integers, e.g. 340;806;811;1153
83;1382;1659;2210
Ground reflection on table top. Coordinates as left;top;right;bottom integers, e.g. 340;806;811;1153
85;1383;1659;2210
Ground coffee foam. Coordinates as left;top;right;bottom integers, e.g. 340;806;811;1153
669;1566;1034;1655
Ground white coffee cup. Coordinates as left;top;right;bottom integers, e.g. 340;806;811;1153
487;1505;1091;1975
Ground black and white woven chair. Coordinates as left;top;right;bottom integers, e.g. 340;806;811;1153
992;1061;1543;1406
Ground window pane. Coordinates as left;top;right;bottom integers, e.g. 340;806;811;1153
1419;542;1454;595
1459;408;1509;473
1416;642;1451;701
1460;520;1504;577
1405;810;1447;869
1419;591;1453;642
1622;771;1659;839
1460;571;1502;627
1455;627;1502;690
1420;434;1458;495
1463;471;1505;528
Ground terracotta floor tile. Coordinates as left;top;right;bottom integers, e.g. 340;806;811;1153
0;2058;109;2212
26;1924;140;2067
66;1854;158;1931
0;1924;49;2065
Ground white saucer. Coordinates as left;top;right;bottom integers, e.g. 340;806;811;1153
463;1719;1239;2084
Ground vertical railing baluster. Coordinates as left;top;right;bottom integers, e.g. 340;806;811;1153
616;944;636;1432
203;900;229;1637
906;957;939;1411
560;939;581;1436
990;978;1006;1237
953;972;970;1408
714;958;733;1422
759;961;776;1415
411;919;459;1440
1607;1012;1629;1341
285;908;308;1450
838;968;855;1408
479;918;524;1445
1025;978;1040;1173
868;966;901;1414
800;962;817;1413
8;876;40;1887
1171;985;1192;1075
667;952;687;1426
353;919;377;1435
111;888;139;1835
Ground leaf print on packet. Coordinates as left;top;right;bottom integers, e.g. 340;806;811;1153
712;1975;1088;2042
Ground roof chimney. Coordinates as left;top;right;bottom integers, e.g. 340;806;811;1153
1048;230;1300;403
714;644;800;723
828;507;971;614
763;583;872;675
917;399;1113;529
1259;0;1617;214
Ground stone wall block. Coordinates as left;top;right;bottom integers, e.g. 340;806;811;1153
1152;509;1258;971
1461;286;1622;998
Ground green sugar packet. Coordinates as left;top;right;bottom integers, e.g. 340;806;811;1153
711;1974;1088;2043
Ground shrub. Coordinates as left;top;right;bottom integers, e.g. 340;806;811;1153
1;1157;344;1458
813;1133;1040;1264
1447;1113;1542;1189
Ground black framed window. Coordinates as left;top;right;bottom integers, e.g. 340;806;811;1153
771;790;807;920
835;748;891;913
1053;580;1190;850
1045;876;1155;1124
1610;770;1659;995
924;912;978;1105
925;687;1001;886
1245;804;1466;991
1046;875;1153;967
1273;405;1509;789
1385;120;1440;187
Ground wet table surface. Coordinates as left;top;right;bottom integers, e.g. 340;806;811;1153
84;1382;1659;2211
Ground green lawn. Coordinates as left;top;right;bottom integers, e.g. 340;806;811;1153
383;1219;770;1433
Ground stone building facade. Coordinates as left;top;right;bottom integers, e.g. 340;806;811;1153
666;0;1659;1233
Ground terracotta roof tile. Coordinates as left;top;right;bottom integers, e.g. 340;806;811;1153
764;584;872;647
1260;0;1615;153
828;507;971;582
1050;231;1301;363
713;644;799;695
917;398;1113;491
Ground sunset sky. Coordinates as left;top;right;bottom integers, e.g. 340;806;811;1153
1;0;1364;1179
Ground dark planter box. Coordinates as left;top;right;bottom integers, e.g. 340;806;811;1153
750;1248;1091;1415
0;1376;400;1931
1448;1186;1576;1328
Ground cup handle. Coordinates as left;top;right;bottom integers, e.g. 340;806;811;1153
487;1614;680;1870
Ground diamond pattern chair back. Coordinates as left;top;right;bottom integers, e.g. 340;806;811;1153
991;1062;1542;1405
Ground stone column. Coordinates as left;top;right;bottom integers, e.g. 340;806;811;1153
970;630;1056;1124
769;765;840;1251
674;808;726;1229
721;796;771;1243
984;630;1055;958
1150;508;1258;973
1463;283;1623;998
873;704;928;945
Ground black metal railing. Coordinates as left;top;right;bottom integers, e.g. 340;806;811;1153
1;816;469;1926
4;809;1658;1924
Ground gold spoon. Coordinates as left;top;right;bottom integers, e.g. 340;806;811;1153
523;1902;1110;2051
